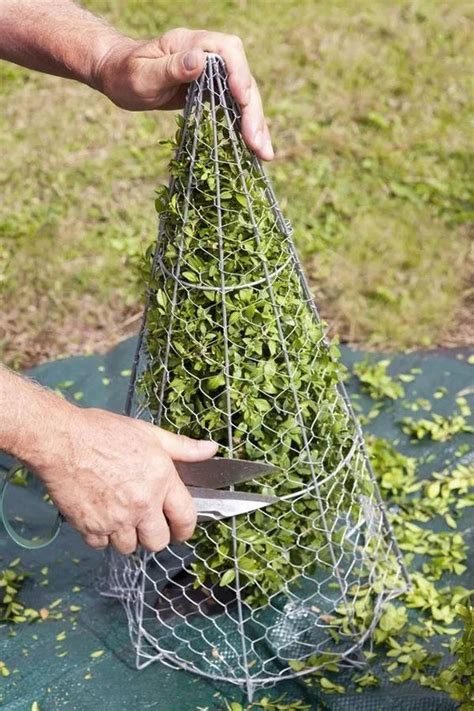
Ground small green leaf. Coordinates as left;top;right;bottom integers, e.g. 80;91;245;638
219;569;236;587
156;289;167;309
426;482;441;499
207;374;226;390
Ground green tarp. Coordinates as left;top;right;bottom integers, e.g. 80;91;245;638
0;338;472;710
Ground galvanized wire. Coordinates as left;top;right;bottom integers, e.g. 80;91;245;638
100;54;410;701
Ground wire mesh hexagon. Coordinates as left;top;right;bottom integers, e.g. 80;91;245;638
100;54;409;699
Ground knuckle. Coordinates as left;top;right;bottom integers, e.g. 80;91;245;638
193;29;209;42
175;515;197;543
175;530;194;544
112;512;128;528
181;509;198;531
130;492;148;513
146;532;170;553
148;536;170;553
229;33;243;48
84;535;106;550
111;531;136;555
117;542;135;555
83;521;103;536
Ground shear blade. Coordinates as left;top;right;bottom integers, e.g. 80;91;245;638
190;487;278;522
176;457;279;489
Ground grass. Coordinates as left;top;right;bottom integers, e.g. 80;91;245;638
0;0;473;368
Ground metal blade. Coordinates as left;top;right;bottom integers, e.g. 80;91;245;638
175;457;279;489
189;486;278;522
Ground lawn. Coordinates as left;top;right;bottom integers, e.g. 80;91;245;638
0;0;472;369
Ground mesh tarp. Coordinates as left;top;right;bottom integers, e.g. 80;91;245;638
0;340;471;709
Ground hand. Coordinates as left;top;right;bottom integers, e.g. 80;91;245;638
94;28;273;160
36;407;218;554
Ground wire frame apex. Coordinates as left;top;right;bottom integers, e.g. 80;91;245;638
100;54;409;700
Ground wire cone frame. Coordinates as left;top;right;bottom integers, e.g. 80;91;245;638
101;54;409;697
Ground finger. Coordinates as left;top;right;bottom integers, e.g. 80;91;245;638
240;78;274;160
83;533;109;550
262;122;274;160
138;48;206;99
109;528;138;555
137;511;171;552
163;478;197;543
215;36;252;108
188;32;273;160
153;428;218;462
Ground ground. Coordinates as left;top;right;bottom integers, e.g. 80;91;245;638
0;0;472;369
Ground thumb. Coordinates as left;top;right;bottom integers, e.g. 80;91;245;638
159;48;206;88
154;428;218;462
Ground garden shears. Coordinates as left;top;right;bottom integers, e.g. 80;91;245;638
0;457;279;550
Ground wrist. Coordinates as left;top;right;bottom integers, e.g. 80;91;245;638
89;35;138;97
0;367;76;479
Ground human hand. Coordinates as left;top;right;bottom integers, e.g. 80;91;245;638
34;407;217;554
94;28;273;160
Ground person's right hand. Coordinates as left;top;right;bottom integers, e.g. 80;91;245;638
28;406;217;554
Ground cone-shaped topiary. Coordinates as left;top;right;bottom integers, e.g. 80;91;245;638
103;55;409;694
132;56;406;609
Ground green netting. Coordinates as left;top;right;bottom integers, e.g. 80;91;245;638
0;338;472;710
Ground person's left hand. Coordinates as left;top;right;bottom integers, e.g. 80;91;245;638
93;27;273;160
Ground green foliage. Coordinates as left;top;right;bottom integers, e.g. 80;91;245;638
0;562;38;623
0;661;10;678
426;599;474;710
386;636;443;684
353;359;405;400
401;397;474;441
374;603;408;644
285;434;473;703
352;671;379;690
0;62;31;95
366;437;417;500
224;696;311;711
142;109;378;606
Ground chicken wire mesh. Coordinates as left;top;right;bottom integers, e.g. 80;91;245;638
100;54;410;699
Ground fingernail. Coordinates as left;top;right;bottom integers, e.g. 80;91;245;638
184;50;199;71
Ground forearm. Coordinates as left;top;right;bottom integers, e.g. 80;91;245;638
0;364;213;554
0;364;74;477
0;3;272;158
0;0;131;88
